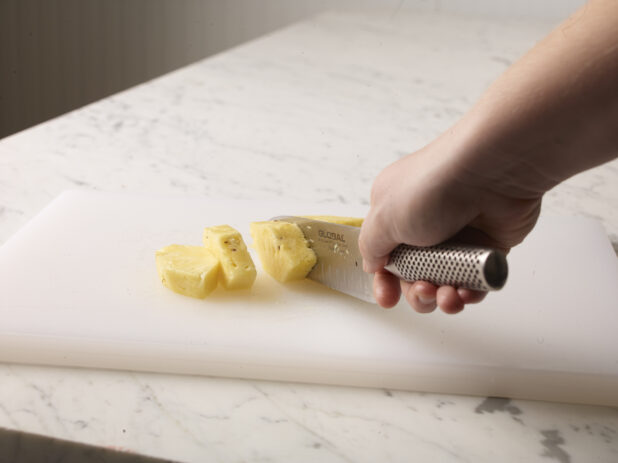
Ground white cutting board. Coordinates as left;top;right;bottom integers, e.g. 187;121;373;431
1;190;617;406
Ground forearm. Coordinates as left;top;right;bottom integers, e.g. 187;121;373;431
450;0;618;198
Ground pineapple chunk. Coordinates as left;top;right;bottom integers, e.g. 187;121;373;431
301;215;364;227
155;245;220;298
250;221;317;283
203;225;256;290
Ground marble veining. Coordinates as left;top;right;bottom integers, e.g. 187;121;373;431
0;8;617;463
2;365;617;462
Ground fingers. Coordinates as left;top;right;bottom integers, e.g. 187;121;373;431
369;248;482;314
436;286;465;314
359;208;399;274
457;288;487;304
373;270;401;308
401;281;438;313
398;281;487;314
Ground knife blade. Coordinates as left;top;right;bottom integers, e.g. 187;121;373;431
271;216;508;303
271;216;375;302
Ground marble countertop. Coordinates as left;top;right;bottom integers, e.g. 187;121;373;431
1;9;617;463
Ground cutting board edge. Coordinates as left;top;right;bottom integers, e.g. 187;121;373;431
1;333;616;407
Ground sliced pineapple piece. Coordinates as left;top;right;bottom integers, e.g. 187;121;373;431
155;245;220;298
250;221;317;283
203;225;256;290
301;215;364;227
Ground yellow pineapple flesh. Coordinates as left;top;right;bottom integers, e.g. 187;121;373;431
203;225;256;290
155;245;220;298
249;221;317;283
301;215;364;227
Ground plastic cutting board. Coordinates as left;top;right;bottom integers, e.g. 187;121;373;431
0;190;617;406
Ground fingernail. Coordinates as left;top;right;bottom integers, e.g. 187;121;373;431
418;295;435;305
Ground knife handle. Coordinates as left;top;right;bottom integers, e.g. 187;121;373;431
384;243;508;291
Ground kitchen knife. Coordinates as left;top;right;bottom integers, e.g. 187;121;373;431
272;216;508;303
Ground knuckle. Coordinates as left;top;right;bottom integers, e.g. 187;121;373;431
357;229;370;258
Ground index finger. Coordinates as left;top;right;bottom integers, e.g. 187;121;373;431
358;207;399;274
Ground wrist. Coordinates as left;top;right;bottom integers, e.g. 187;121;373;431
441;105;558;200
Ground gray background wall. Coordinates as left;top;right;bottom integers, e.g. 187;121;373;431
0;0;584;139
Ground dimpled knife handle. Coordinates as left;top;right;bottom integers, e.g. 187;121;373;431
384;243;508;291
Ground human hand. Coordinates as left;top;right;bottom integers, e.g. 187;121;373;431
359;133;542;314
360;0;618;313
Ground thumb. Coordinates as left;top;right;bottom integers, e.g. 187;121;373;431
358;207;399;273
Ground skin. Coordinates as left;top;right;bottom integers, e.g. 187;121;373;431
359;0;618;313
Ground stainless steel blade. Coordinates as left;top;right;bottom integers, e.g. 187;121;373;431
270;216;376;303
